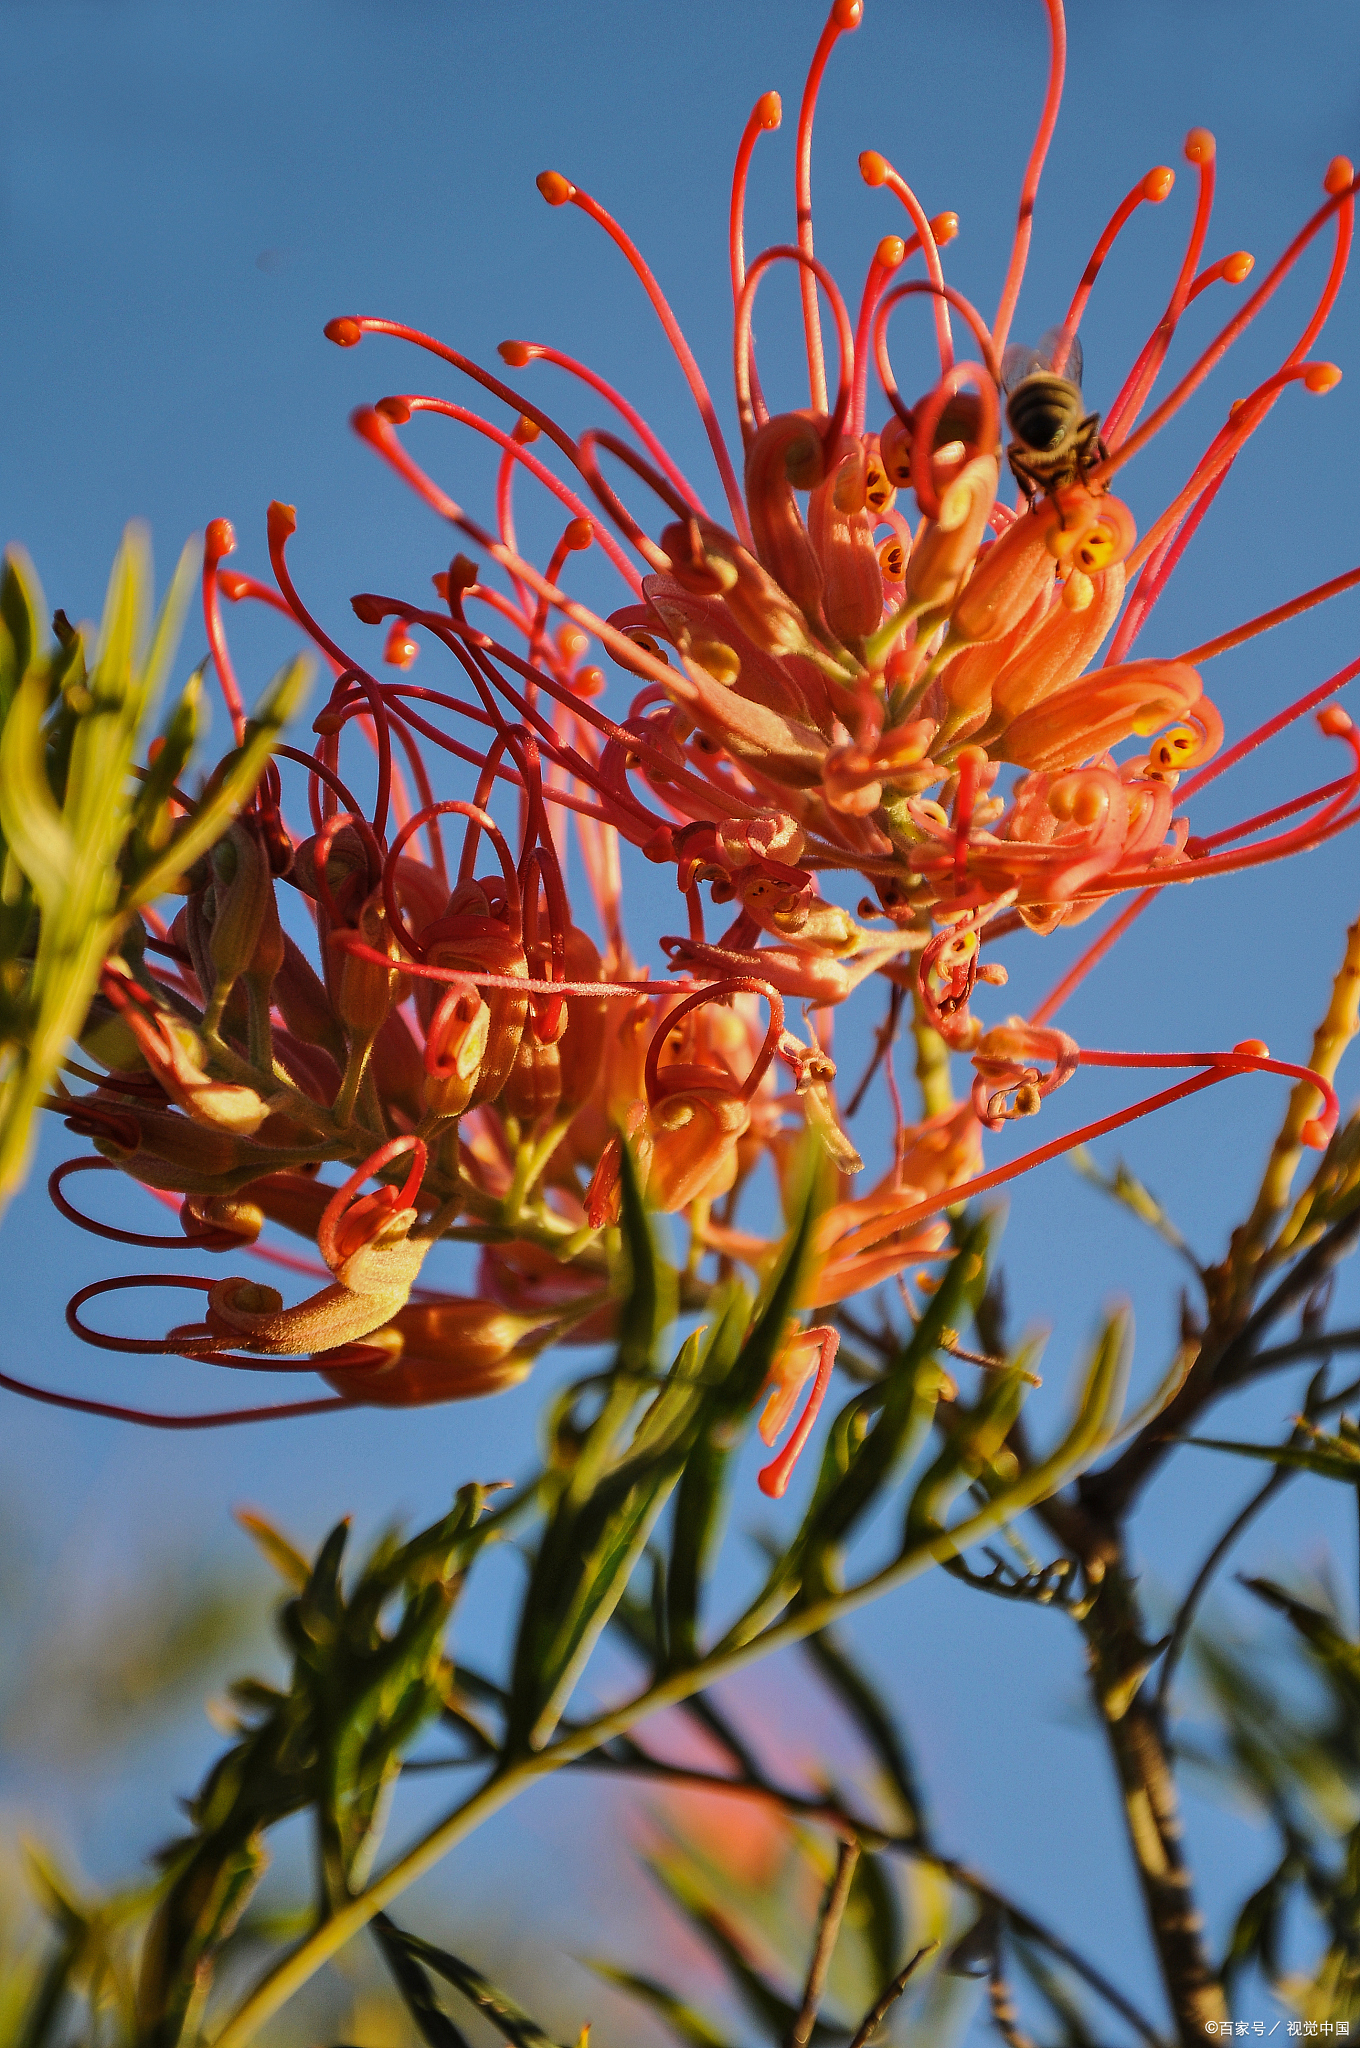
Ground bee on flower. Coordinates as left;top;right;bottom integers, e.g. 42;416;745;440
12;0;1354;1508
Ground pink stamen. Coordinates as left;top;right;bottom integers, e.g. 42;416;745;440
852;220;960;432
533;174;752;545
757;1326;841;1499
499;340;709;517
1186;250;1255;304
643;978;785;1104
0;1370;357;1430
316;1135;428;1271
795;2;863;412
202;520;247;743
991;0;1067;358
873;282;1002;421
1124;361;1342;573
1103;129;1217;447
858;151;954;372
734;246;856;447
1096;169;1359;480
1056;166;1176;369
267;503;394;844
395;396;643;593
1186;775;1352;855
1029;891;1157;1027
730;89;783;429
1178;653;1360;802
49;1158;232;1252
385;797;521;957
1178;561;1360;667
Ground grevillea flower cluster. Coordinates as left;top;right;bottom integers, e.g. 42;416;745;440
17;0;1358;1498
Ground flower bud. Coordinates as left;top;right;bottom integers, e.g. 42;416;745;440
906;456;999;612
317;1298;561;1405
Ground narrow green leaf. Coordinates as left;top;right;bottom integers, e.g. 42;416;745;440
1243;1578;1360;1713
904;1352;1032;1552
372;1915;475;2048
235;1508;312;1592
616;1131;660;1365
584;1961;733;2048
835;1223;990;1544
666;1283;752;1667
129;653;311;904
382;1927;563;2048
524;1333;708;1748
0;544;47;714
0;670;72;905
846;1850;902;1998
804;1628;929;1844
1184;1436;1360;1484
1222;1845;1300;1991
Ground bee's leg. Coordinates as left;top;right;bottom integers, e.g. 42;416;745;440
1008;454;1038;507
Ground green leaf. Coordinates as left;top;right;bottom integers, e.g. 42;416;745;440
0;545;48;717
379;1926;564;2048
1184;1431;1360;1486
235;1507;312;1592
845;1850;901;1998
584;1961;734;2048
665;1283;751;1668
372;1915;475;2048
1222;1844;1301;1991
128;652;311;905
508;1323;711;1752
904;1350;1032;1553
613;1130;672;1380
1243;1578;1360;1714
803;1628;929;1844
0;668;72;905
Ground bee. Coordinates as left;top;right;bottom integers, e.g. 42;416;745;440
999;327;1107;506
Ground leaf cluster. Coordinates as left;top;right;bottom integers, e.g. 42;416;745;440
0;531;308;1211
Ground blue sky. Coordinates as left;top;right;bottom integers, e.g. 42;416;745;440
3;0;1360;2038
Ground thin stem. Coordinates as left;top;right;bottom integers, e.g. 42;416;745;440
1152;1463;1294;1736
847;1945;938;2048
1246;1328;1360;1375
789;1839;861;2048
211;1350;1121;2046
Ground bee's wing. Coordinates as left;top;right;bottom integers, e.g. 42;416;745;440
1036;324;1082;386
1000;342;1043;393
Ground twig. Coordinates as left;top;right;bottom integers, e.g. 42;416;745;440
988;1951;1036;2048
847;981;904;1117
551;1746;1162;2043
789;1839;860;2048
1152;1463;1294;1737
847;1943;937;2048
1237;1326;1360;1377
